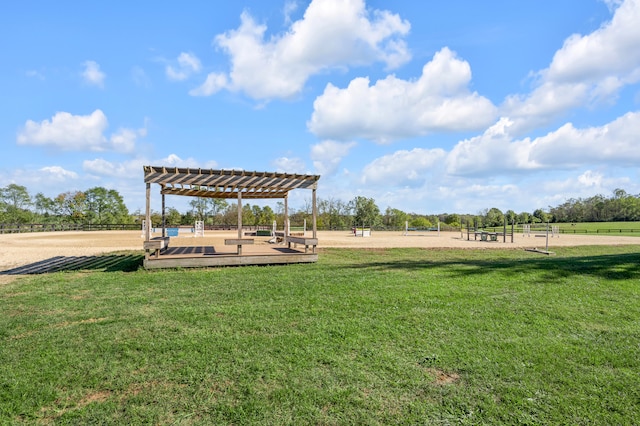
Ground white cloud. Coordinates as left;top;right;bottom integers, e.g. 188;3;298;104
166;52;202;81
310;140;357;175
272;157;307;173
81;60;105;88
17;110;146;153
83;155;219;179
503;0;640;131
308;48;498;142
39;166;79;181
361;148;446;187
192;0;411;100
17;110;108;151
446;111;640;176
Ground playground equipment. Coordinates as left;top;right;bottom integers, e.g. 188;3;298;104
404;221;440;236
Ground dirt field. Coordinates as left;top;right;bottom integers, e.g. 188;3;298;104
1;229;639;273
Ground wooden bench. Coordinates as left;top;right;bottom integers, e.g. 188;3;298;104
286;236;318;253
224;238;254;255
144;236;170;258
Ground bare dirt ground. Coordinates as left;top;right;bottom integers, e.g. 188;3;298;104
1;229;639;273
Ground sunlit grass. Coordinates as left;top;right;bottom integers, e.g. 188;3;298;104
1;246;639;424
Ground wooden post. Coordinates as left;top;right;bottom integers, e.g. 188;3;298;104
161;187;166;238
312;188;317;239
237;190;243;254
145;182;151;242
284;194;289;248
503;216;507;243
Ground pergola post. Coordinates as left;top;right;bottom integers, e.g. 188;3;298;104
312;187;317;239
284;194;289;239
145;182;151;242
237;190;243;255
161;186;166;238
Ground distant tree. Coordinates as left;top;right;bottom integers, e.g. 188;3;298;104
351;196;380;226
409;216;433;229
504;210;516;225
532;208;550;223
517;212;530;224
484;207;504;227
84;187;130;224
54;191;86;223
260;205;276;225
383;207;408;229
189;197;208;221
0;184;34;223
444;213;461;227
165;207;182;226
208;199;229;224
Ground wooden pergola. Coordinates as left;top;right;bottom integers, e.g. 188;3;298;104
142;166;321;269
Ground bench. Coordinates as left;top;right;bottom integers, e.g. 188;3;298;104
224;238;254;255
286;236;318;253
144;236;170;258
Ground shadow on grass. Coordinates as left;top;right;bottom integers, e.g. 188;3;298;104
337;251;640;282
0;254;143;275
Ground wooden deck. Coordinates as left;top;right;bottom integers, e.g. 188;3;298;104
143;243;318;269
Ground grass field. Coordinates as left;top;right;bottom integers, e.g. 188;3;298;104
1;246;639;424
486;221;640;237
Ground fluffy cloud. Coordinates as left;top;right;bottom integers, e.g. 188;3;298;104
17;110;145;153
308;48;497;143
81;60;105;88
191;0;410;99
310;140;357;175
272;156;307;173
446;111;640;176
361;148;446;187
39;166;79;181
503;0;640;131
166;52;202;81
83;155;219;178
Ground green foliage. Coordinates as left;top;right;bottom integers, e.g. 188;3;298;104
409;216;432;228
1;246;639;423
350;196;380;226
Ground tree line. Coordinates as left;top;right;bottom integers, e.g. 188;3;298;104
2;184;639;229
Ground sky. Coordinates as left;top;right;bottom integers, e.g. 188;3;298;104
2;0;640;215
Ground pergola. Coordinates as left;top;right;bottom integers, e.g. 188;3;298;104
142;165;321;268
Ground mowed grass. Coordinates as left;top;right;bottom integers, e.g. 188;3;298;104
1;246;639;424
533;221;640;236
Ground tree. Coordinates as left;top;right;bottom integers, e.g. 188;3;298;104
165;207;182;226
350;196;380;227
409;216;433;229
444;213;460;227
84;187;130;224
55;191;87;223
383;207;408;229
0;184;33;223
484;207;504;227
532;208;550;223
207;199;228;224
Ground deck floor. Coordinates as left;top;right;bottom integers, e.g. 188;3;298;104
144;244;318;269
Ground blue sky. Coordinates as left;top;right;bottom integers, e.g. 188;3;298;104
2;0;640;215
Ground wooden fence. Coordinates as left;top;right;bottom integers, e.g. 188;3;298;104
0;223;141;234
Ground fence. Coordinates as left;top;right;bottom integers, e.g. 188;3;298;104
0;223;141;234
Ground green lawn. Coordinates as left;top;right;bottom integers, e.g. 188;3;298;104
1;246;639;424
508;221;640;236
